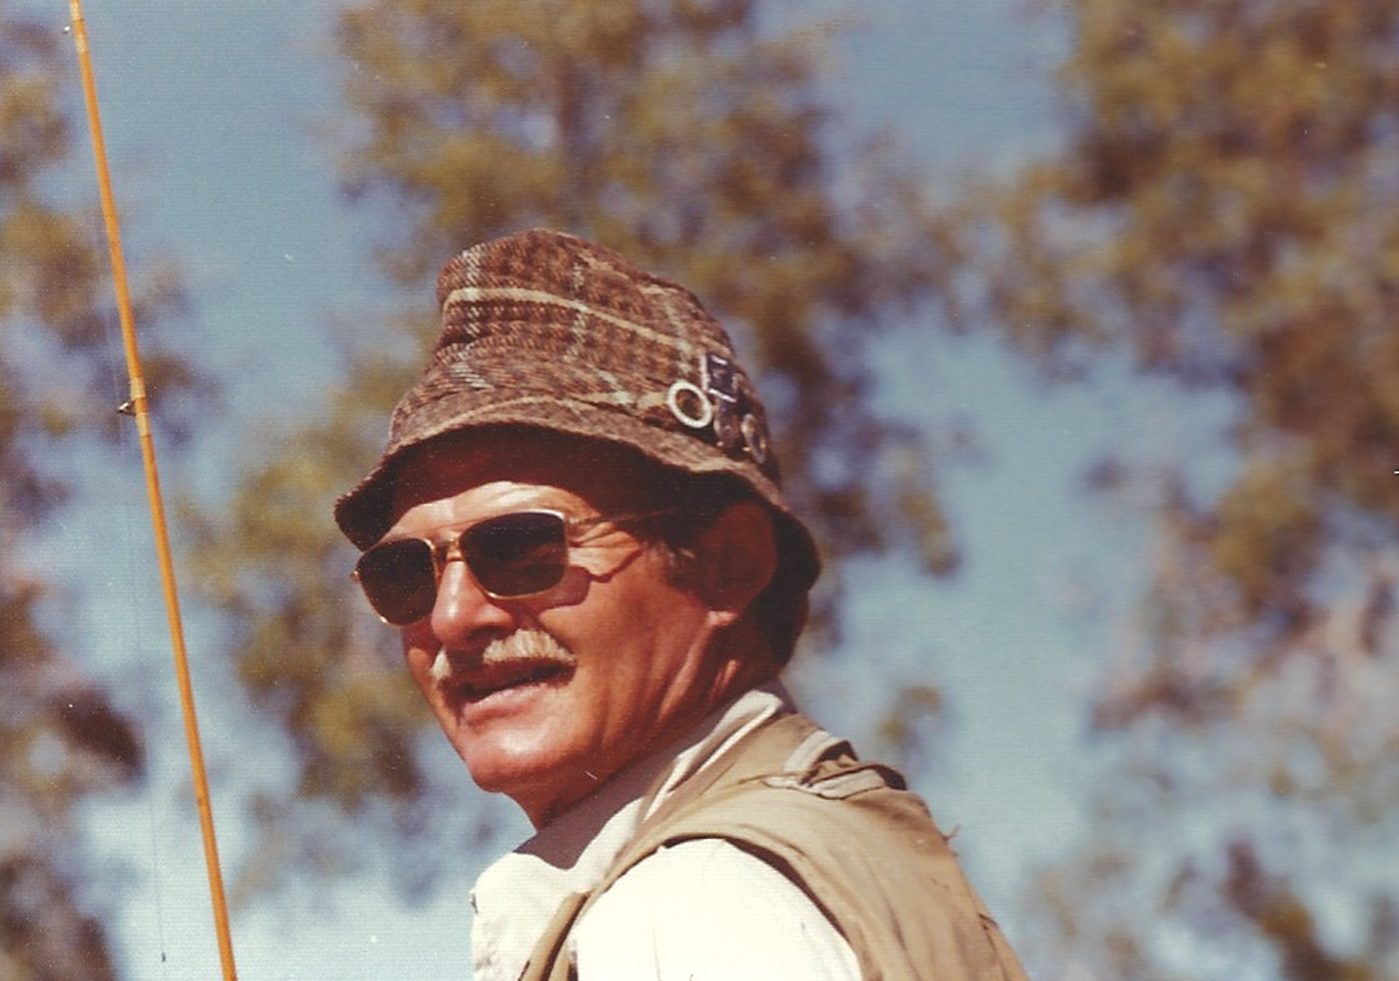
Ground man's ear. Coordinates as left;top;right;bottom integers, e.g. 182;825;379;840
687;500;778;620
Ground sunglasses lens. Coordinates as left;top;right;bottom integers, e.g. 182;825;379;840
355;538;438;626
463;511;569;598
354;512;572;625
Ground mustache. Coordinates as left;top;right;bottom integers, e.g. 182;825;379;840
430;628;576;684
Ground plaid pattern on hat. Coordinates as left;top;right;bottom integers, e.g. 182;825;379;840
334;229;819;592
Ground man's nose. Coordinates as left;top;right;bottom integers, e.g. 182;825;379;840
429;557;516;642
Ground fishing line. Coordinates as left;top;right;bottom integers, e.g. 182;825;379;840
79;129;175;979
66;3;239;979
141;755;174;975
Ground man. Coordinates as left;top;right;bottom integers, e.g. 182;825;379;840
335;229;1029;980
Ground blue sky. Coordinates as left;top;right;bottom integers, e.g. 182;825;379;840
30;1;1229;978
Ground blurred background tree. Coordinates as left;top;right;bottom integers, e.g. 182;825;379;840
938;0;1399;977
195;0;962;902
0;4;197;978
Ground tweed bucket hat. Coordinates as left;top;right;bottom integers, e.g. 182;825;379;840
334;229;820;593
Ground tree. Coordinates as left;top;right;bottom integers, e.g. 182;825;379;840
940;0;1399;977
0;4;197;977
197;0;958;899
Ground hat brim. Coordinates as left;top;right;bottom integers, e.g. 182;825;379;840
333;390;820;593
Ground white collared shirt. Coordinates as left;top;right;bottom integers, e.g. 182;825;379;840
469;684;861;981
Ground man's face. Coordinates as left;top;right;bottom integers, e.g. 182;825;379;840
383;433;743;827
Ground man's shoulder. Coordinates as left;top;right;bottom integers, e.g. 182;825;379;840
609;710;1031;981
624;709;959;891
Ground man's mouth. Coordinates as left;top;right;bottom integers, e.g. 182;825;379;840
448;660;574;703
433;628;578;705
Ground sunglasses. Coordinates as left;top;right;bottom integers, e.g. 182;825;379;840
352;508;678;625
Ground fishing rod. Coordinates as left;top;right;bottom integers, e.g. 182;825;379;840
66;2;239;978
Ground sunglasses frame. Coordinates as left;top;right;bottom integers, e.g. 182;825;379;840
352;507;681;625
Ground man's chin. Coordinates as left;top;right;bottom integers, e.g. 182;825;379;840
457;724;580;801
465;753;588;828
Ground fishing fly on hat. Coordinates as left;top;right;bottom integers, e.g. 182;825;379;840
334;228;820;593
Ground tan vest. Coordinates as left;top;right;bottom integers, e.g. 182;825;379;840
520;711;1032;981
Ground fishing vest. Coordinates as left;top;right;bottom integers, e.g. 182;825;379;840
519;711;1032;981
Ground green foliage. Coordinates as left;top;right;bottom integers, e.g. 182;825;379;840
0;4;199;977
943;0;1399;976
201;0;958;897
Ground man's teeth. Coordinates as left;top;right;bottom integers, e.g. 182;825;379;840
430;648;452;683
